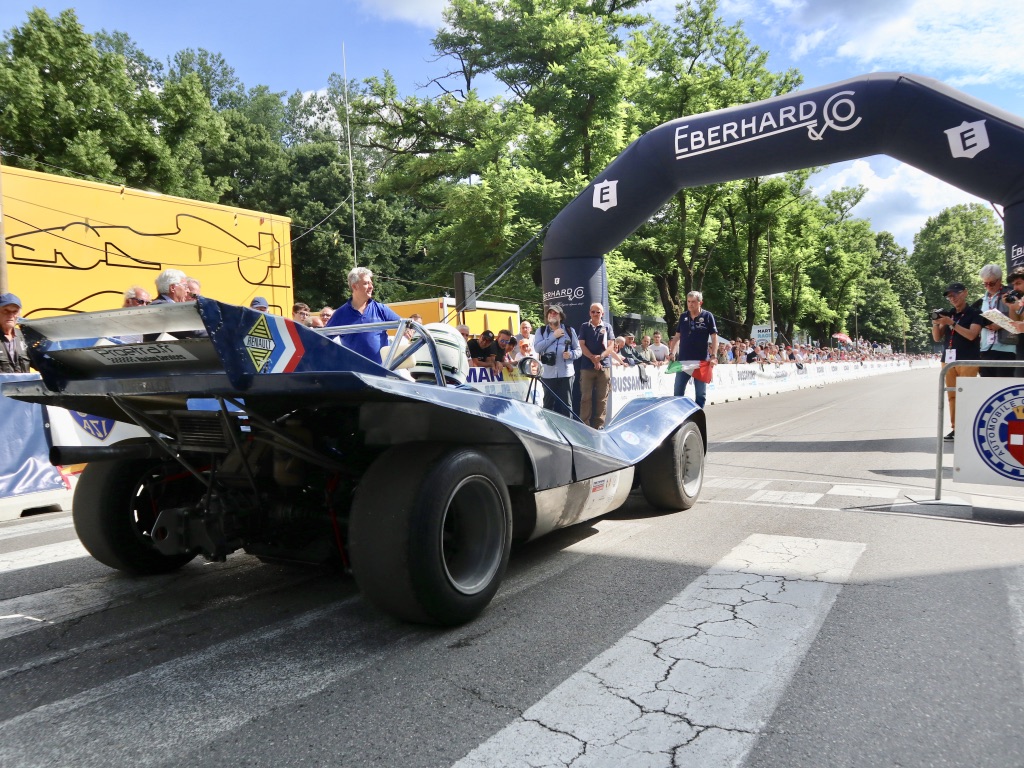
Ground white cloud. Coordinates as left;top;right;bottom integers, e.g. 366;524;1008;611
765;0;1024;85
810;158;997;251
354;0;447;28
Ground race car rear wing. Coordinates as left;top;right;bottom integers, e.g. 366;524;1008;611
17;298;437;392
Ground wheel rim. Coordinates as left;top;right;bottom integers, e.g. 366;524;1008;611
679;428;704;497
439;475;506;595
129;466;200;547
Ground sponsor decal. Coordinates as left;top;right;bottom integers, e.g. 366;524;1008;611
674;90;861;160
244;314;276;371
1011;244;1024;263
88;343;198;365
611;370;653;393
593;179;618;211
620;430;640;446
973;387;1024;481
71;411;115;440
543;285;586;303
466;367;506;383
945;119;989;159
244;314;305;373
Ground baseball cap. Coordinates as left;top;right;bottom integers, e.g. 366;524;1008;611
944;282;967;295
480;330;495;341
0;292;22;309
250;296;269;309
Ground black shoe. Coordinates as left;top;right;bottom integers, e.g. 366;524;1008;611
944;430;955;441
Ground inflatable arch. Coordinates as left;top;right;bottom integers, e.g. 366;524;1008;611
541;72;1024;333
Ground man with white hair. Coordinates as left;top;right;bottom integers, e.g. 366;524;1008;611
324;266;400;362
150;268;191;305
122;286;151;307
977;263;1016;377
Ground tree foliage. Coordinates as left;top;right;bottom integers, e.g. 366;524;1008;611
0;3;984;349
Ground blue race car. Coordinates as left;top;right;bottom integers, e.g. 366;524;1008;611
3;298;705;625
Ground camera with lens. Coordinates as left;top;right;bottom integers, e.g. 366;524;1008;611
1004;289;1024;305
929;308;953;322
540;351;556;366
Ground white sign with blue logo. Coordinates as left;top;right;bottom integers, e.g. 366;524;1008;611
955;379;1024;487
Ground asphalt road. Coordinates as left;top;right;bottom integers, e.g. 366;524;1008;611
2;367;1023;767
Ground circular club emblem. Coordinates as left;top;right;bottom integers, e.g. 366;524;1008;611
620;430;640;446
973;387;1024;481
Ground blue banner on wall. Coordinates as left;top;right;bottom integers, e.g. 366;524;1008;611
0;373;65;498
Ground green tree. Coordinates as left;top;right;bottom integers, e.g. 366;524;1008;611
623;0;801;333
909;202;1004;313
0;9;227;200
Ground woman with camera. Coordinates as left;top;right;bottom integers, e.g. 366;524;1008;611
534;304;581;418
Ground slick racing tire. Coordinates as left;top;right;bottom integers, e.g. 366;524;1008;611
349;444;512;626
73;453;200;574
637;420;705;510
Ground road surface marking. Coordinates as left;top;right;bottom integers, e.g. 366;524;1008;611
703;478;771;490
826;485;901;499
454;534;865;768
0;598;413;767
0;539;89;574
746;490;824;505
0;556;264;642
0;516;74;541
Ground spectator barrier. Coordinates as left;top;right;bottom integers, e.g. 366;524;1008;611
0;374;66;502
466;358;937;412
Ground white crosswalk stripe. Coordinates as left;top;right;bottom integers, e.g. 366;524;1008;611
0;539;89;574
0;516;74;541
746;490;824;505
454;534;865;767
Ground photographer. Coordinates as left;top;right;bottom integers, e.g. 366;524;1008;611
1004;268;1024;366
977;264;1016;377
931;281;983;441
534;304;581;418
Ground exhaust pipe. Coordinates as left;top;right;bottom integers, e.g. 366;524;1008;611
50;441;166;466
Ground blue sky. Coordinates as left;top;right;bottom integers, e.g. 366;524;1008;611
2;0;1023;251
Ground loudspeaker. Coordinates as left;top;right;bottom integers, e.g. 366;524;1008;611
454;271;476;311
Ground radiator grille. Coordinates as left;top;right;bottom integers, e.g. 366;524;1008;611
171;411;235;453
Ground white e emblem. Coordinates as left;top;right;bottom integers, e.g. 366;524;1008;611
593;179;618;211
945;119;989;159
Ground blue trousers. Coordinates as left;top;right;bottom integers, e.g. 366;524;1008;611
674;370;706;407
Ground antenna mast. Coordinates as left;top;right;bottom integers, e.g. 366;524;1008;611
342;43;358;268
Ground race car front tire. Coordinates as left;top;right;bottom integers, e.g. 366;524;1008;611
637;420;705;510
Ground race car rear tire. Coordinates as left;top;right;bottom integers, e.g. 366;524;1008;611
73;454;200;574
638;420;705;510
349;444;512;626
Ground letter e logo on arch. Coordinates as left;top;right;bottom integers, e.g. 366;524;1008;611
945;119;989;159
593;180;618;211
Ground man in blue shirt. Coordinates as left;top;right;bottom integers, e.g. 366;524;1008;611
325;267;400;363
669;290;718;407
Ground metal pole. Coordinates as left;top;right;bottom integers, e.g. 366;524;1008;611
0;149;8;293
766;227;775;344
342;43;358;269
